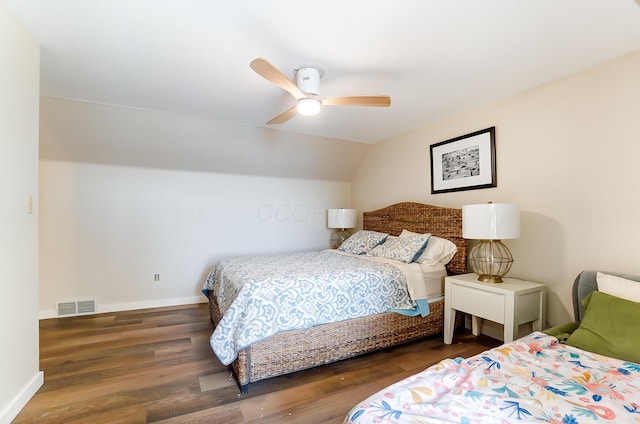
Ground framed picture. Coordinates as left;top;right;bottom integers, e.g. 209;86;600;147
430;127;496;194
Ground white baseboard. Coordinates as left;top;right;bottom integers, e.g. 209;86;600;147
39;295;207;320
0;371;44;424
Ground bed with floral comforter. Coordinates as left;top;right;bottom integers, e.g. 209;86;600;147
345;332;640;423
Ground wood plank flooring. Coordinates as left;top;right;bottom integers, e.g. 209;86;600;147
14;303;500;424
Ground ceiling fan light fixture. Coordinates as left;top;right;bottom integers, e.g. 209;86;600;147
250;58;390;124
297;98;321;116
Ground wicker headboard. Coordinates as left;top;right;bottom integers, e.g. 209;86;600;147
363;202;467;275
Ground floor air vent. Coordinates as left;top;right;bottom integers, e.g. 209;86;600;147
56;301;77;316
56;299;96;317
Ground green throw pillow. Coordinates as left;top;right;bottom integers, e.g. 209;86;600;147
543;321;580;343
566;291;640;364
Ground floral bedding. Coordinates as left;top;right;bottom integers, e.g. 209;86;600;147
345;332;640;423
203;250;421;365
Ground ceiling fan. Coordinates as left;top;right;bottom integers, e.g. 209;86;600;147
250;57;391;125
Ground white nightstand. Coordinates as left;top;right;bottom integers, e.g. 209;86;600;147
444;273;545;344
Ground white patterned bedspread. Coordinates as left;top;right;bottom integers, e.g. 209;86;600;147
203;250;420;365
345;332;640;423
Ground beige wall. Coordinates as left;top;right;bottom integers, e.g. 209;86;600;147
38;98;358;317
0;4;42;422
353;50;640;327
39;159;352;317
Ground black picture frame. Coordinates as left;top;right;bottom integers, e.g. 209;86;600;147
430;127;496;194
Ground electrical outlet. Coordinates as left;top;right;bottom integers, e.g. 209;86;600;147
154;273;160;282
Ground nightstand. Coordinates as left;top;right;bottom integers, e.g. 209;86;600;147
444;273;545;344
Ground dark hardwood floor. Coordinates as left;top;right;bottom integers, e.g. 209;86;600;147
14;303;500;423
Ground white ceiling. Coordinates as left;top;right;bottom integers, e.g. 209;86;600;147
6;0;640;144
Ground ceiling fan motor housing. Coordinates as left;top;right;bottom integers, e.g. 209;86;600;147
296;67;321;95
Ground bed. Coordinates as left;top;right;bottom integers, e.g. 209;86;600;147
344;270;640;423
204;202;467;393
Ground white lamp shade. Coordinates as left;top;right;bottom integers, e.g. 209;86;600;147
327;209;357;229
462;203;520;240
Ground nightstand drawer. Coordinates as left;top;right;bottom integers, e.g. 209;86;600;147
450;284;504;323
444;273;545;344
515;291;542;324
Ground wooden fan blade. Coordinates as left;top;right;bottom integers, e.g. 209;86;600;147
250;58;306;100
322;95;391;107
266;104;298;125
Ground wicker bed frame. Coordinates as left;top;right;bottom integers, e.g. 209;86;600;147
208;202;467;393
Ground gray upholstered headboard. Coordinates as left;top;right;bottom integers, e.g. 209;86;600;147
572;270;640;321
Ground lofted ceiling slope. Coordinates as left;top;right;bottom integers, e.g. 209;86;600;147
5;0;640;180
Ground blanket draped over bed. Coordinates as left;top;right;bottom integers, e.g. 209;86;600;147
205;202;468;391
203;249;431;365
345;332;640;423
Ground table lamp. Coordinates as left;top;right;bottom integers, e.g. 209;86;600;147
462;202;520;283
328;208;357;249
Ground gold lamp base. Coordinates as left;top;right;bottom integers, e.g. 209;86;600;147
476;274;507;284
330;228;353;249
468;239;513;283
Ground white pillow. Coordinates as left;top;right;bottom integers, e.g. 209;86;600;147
399;229;457;265
596;272;640;303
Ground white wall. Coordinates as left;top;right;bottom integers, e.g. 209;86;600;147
0;4;42;423
353;50;640;328
39;160;351;317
